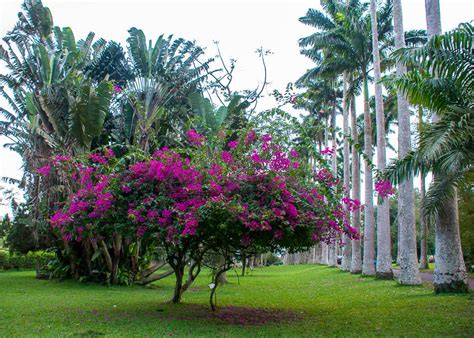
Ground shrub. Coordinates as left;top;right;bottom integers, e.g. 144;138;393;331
0;251;55;271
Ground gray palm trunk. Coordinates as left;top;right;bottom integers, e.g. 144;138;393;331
419;171;429;269
419;106;429;269
424;0;468;292
370;0;393;279
350;97;362;274
394;0;422;285
362;76;376;276
341;74;352;271
328;107;338;267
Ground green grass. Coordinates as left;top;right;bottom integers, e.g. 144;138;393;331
0;265;472;336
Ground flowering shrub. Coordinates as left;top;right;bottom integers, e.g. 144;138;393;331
44;130;360;305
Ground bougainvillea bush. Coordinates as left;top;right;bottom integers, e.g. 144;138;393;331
46;129;360;308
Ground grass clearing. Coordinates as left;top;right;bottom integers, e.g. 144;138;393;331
0;265;472;336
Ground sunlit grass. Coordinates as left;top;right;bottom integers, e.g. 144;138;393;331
0;265;472;336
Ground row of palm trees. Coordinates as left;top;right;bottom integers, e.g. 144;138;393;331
297;0;470;292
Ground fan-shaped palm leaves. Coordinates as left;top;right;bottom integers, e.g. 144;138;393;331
122;28;212;152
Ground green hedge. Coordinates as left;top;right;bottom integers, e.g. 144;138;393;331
0;250;55;271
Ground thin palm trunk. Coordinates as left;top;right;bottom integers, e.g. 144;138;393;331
395;0;422;285
419;172;429;269
350;96;362;274
328;103;338;267
341;73;352;271
370;0;392;279
362;76;376;276
425;0;468;292
418;106;429;269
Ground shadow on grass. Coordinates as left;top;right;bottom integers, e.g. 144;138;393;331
66;302;306;327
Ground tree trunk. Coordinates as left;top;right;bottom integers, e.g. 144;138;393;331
341;73;352;272
111;233;122;285
171;264;185;304
393;0;422;285
418;103;429;269
424;0;467;293
350;96;362;274
370;0;393;279
425;0;442;38
321;243;329;265
362;76;376;276
241;254;247;276
433;191;468;292
328;103;338;268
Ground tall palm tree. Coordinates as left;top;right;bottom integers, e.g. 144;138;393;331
392;0;422;284
298;0;393;275
386;22;472;292
370;0;393;279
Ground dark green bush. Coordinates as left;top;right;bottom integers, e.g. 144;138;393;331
0;250;55;271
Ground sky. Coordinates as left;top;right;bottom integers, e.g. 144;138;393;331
0;0;473;215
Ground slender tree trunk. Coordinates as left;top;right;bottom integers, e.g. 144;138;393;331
425;0;442;38
425;0;467;292
419;106;429;269
362;76;376;276
394;0;422;285
370;0;393;279
241;253;247;276
341;73;352;271
328;102;338;268
350;96;362;274
419;172;429;269
321;243;329;265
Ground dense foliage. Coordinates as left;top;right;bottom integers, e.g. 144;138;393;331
43;129;359;307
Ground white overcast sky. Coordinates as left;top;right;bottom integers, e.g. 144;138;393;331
0;0;473;214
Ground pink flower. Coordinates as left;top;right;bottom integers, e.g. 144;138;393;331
227;140;239;149
104;148;114;158
221;151;233;164
375;179;395;198
186;129;205;146
321;147;334;156
90;152;108;165
37;165;50;177
113;85;122;94
244;130;257;145
289;149;299;158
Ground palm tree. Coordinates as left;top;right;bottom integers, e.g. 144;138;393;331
370;0;393;279
386;22;472;292
392;0;422;284
123;28;212;153
298;0;393;274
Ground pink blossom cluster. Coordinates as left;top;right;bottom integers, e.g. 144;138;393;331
321;147;335;156
49;130;359;255
375;179;396;198
186;129;205;146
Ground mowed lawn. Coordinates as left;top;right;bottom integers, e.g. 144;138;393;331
0;265;472;336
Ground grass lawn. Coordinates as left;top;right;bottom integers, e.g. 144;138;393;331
0;265;472;336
